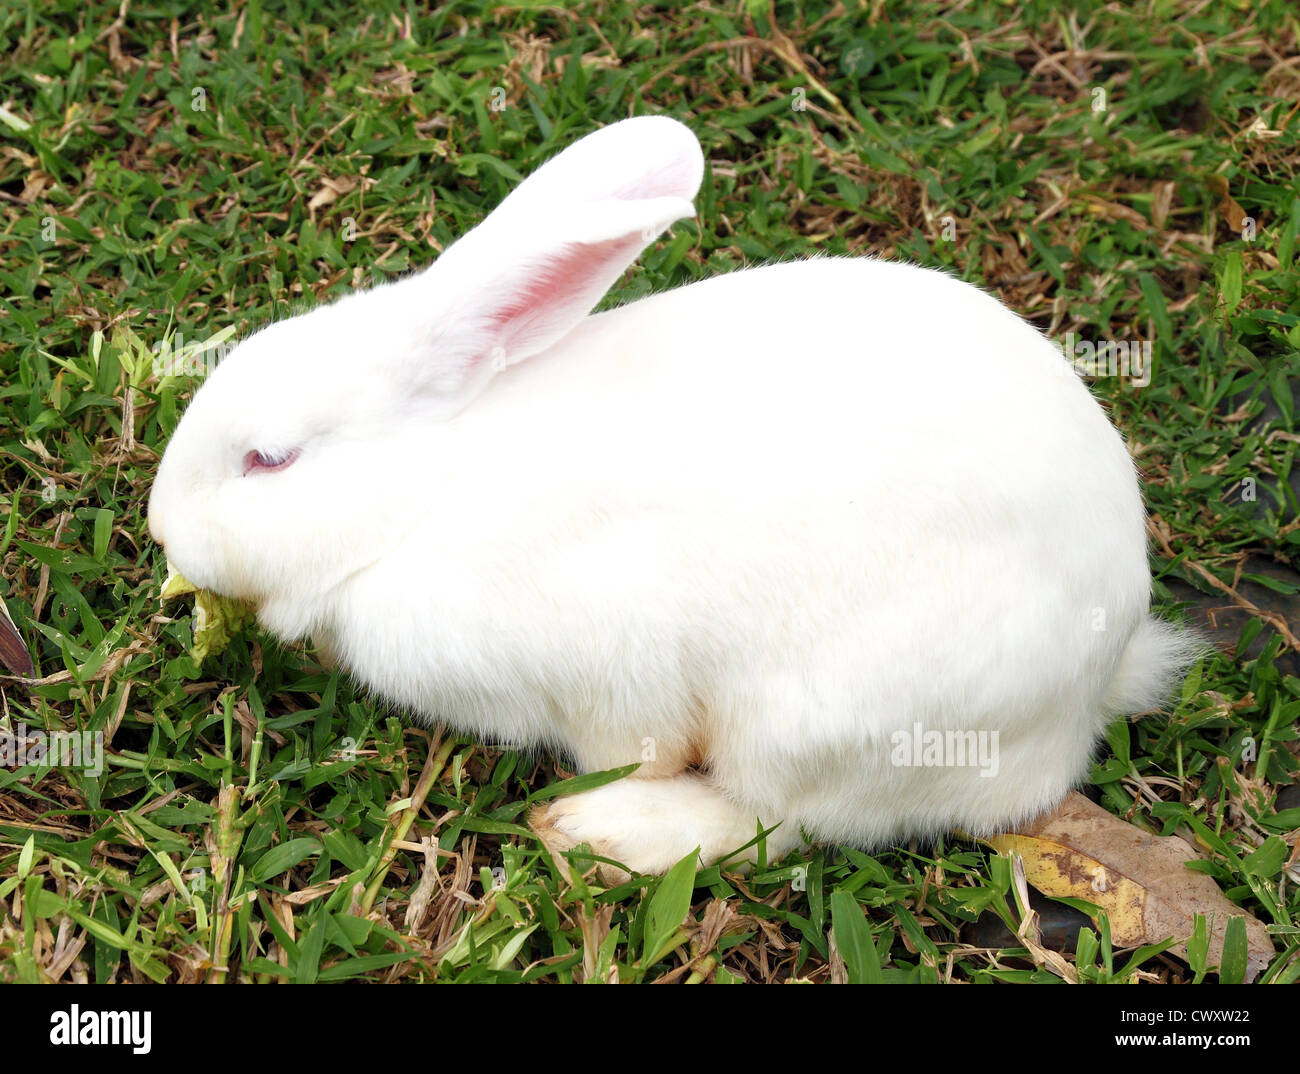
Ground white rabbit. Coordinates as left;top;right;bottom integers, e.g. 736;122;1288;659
149;115;1199;876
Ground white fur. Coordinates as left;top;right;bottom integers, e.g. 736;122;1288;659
149;116;1196;875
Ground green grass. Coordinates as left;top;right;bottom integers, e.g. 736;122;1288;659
1;0;1298;983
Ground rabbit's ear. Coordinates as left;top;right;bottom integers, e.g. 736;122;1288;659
402;116;703;402
478;114;705;233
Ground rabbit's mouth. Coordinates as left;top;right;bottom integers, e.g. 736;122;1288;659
160;561;257;660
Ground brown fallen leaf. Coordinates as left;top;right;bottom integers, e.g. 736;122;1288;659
307;175;360;212
1151;180;1176;230
1079;194;1151;230
985;791;1274;982
0;597;33;677
21;173;50;204
1207;173;1250;234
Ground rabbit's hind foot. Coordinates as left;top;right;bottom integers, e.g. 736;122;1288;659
529;771;792;885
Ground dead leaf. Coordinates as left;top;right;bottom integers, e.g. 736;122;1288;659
0;145;37;168
693;897;737;955
1151;181;1176;230
20;170;51;204
1079;194;1151;230
403;836;442;931
0;597;33;676
1207;174;1250;234
307;175;359;211
1008;853;1078;982
985;791;1274;982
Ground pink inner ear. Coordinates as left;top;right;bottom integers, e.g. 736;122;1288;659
485;234;637;349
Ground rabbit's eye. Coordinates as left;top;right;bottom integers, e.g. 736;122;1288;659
243;449;299;476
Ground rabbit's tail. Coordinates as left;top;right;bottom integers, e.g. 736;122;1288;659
1102;615;1209;715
